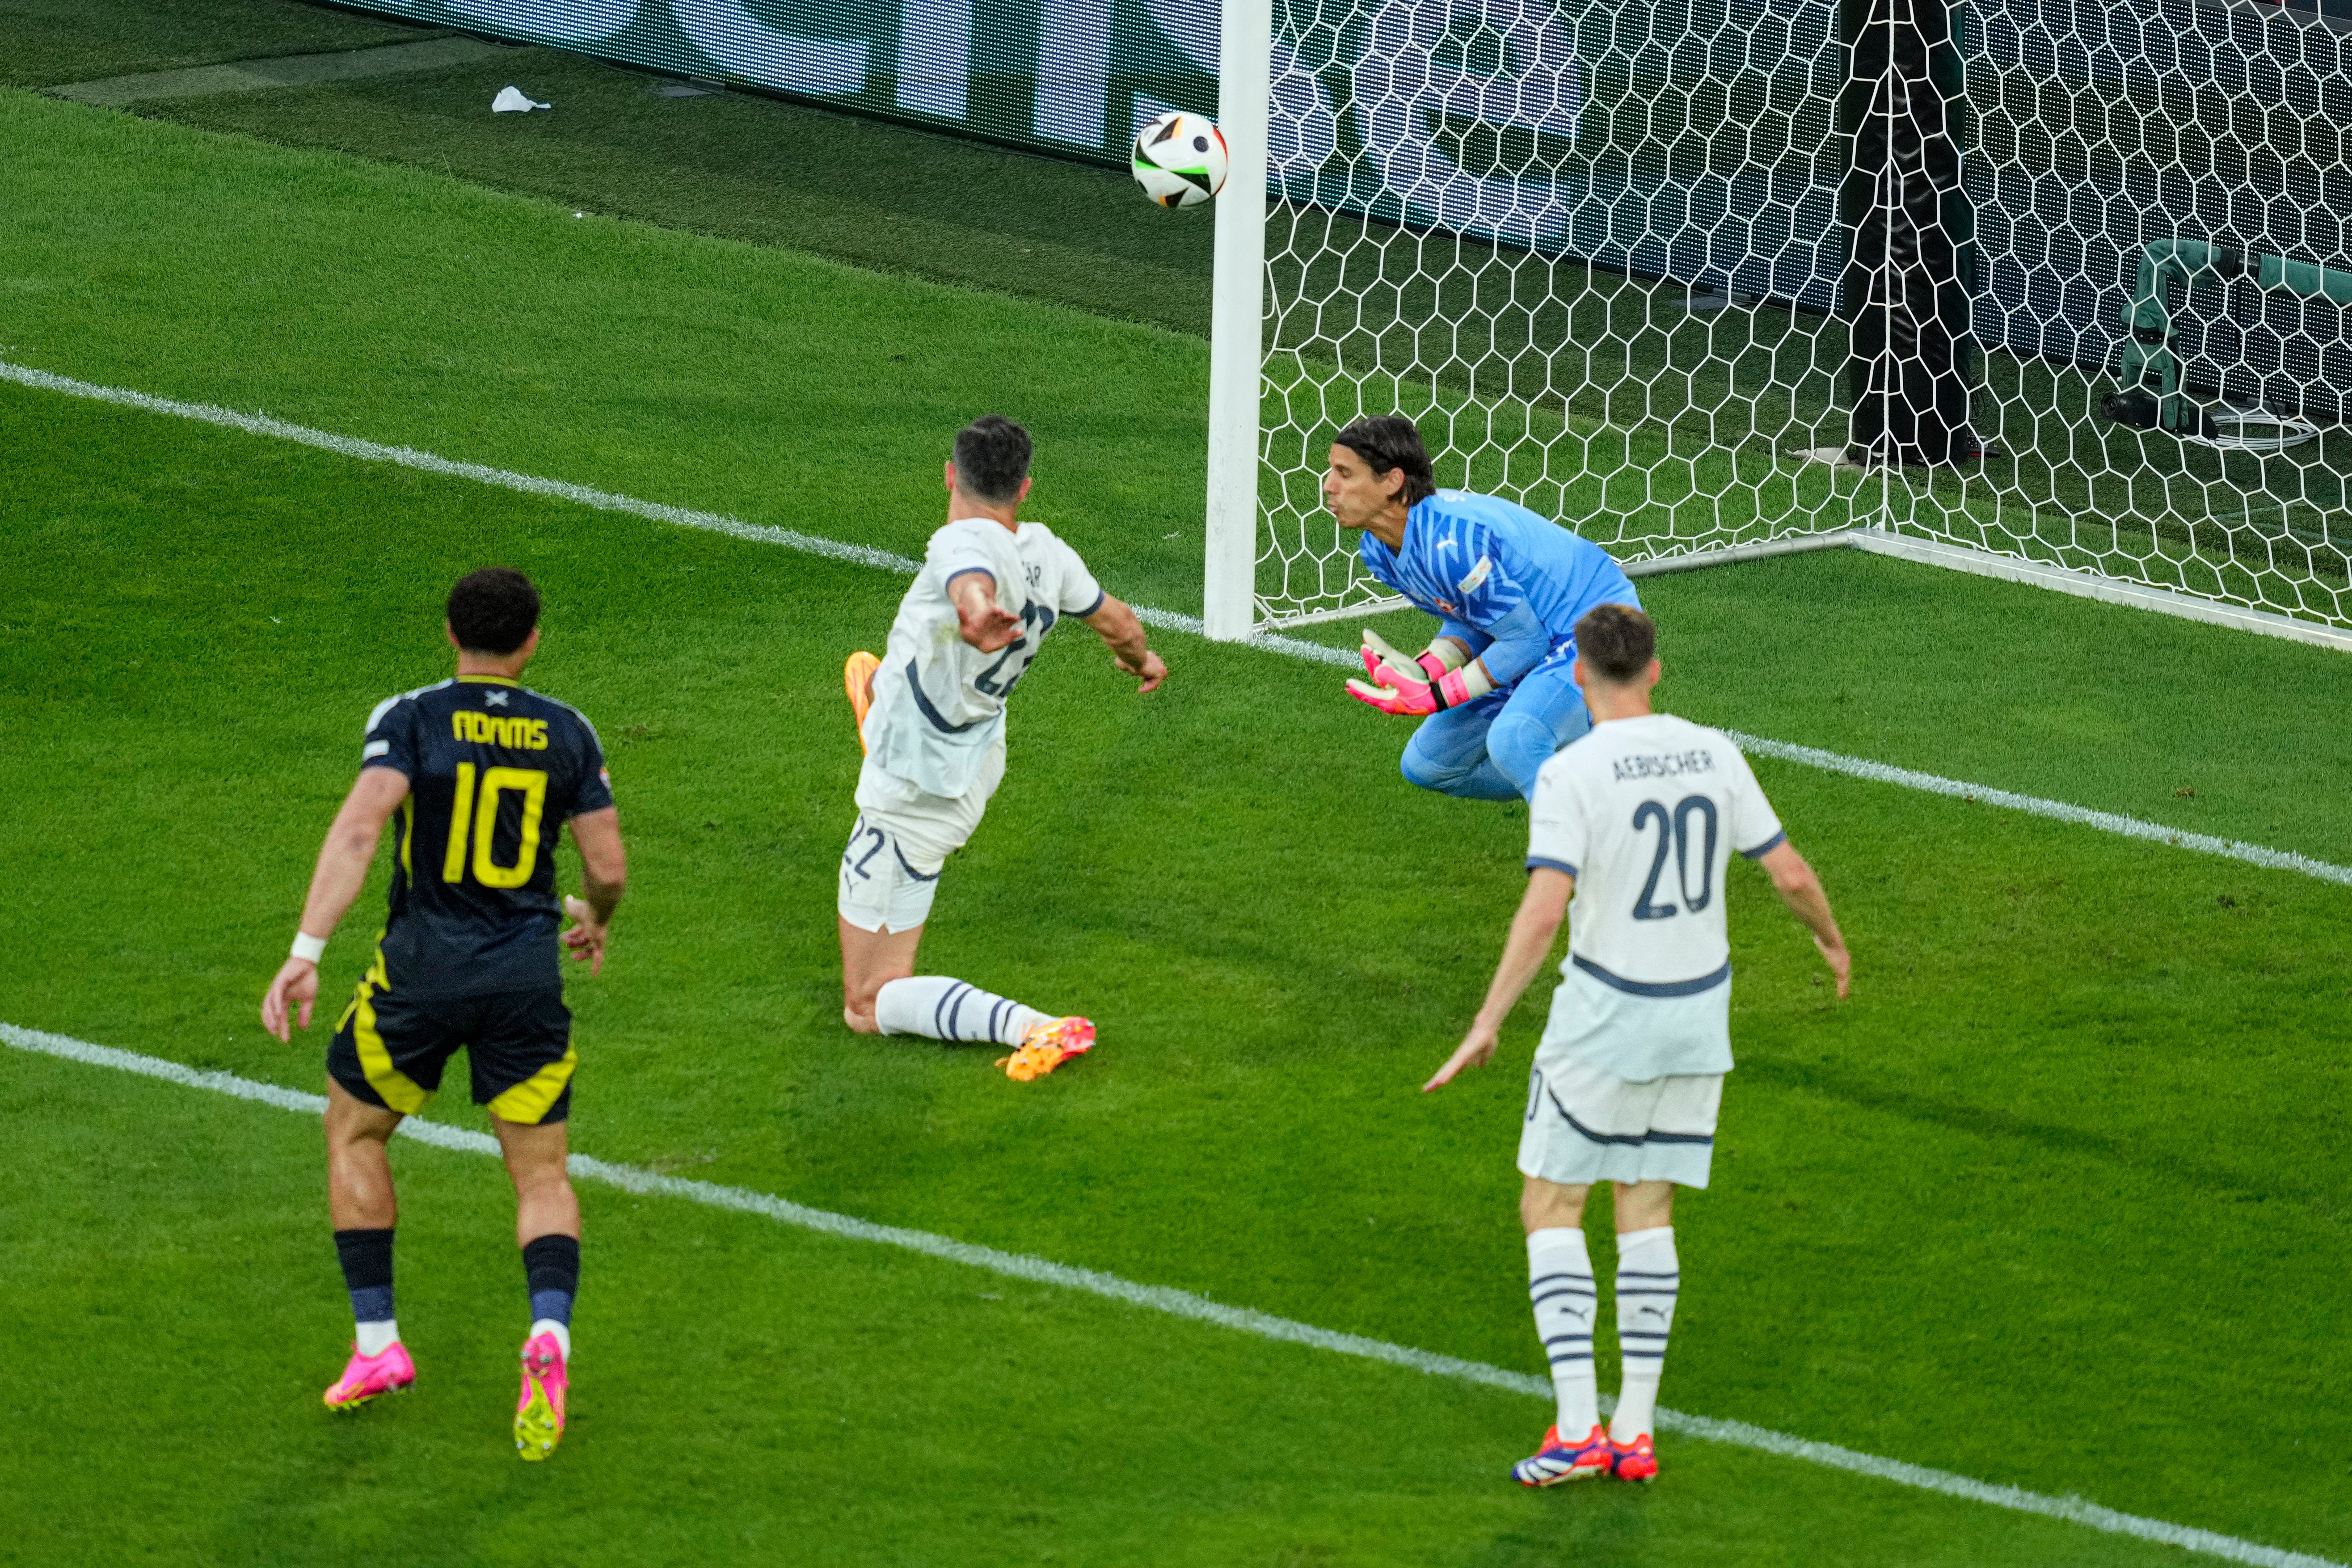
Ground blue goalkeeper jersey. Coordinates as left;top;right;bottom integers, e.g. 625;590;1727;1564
1357;490;1639;686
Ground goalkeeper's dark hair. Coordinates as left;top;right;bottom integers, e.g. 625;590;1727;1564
1574;603;1657;683
953;414;1032;503
447;567;541;656
1332;414;1437;505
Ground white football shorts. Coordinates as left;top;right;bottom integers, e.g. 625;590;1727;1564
837;742;1006;933
1516;1055;1723;1190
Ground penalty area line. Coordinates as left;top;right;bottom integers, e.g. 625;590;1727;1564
7;357;2350;891
1;1019;2337;1568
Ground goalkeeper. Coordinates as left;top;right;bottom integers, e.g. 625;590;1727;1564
1325;415;1641;801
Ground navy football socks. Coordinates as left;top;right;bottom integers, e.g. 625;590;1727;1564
333;1227;398;1355
522;1233;580;1328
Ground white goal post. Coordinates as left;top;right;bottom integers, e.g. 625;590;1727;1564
1199;0;2352;654
1203;0;1273;643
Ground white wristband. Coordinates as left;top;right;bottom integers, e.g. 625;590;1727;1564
290;932;328;964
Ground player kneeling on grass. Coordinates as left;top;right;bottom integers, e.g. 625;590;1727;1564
1425;604;1849;1486
839;414;1165;1075
1324;414;1641;801
260;567;625;1462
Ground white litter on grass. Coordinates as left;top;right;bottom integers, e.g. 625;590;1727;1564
4;355;2350;893
0;1019;2336;1568
492;85;550;113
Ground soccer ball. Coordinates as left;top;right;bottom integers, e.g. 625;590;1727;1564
1131;111;1229;209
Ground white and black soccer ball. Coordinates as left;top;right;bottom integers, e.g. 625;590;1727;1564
1131;111;1229;209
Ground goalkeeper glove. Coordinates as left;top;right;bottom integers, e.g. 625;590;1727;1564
1348;629;1495;715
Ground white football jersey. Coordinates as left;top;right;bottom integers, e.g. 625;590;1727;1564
862;516;1104;799
1527;712;1784;994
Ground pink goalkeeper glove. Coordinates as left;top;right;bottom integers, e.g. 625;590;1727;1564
1358;629;1453;686
1347;630;1492;714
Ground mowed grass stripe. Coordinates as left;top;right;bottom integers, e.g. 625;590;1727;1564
1;1019;2334;1568
9;354;2348;893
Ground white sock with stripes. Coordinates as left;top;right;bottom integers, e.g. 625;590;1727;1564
874;976;1046;1046
1527;1227;1600;1436
1611;1226;1680;1442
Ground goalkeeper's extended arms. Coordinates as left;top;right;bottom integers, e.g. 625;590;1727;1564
1349;628;1498;715
1461;602;1550;688
1424;867;1574;1092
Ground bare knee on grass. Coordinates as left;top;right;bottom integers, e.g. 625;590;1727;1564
839;916;923;1033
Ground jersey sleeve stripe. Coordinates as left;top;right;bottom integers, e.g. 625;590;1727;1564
943;566;996;590
1738;830;1787;860
1527;856;1579;877
1071;588;1106;618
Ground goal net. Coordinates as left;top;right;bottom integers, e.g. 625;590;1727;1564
1214;0;2352;634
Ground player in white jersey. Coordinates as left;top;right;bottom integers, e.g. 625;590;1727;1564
837;415;1166;1075
1425;603;1849;1487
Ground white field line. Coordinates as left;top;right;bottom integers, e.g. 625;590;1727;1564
1723;733;2352;886
0;1020;2336;1568
9;355;2352;897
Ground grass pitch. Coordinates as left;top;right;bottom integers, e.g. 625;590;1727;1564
2;12;2350;1563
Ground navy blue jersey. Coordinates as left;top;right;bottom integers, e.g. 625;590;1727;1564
359;676;613;998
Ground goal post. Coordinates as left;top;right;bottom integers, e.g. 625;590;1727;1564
1202;0;1273;643
1199;0;2352;646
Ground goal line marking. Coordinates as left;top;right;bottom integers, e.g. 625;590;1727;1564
0;1019;2333;1568
7;357;2348;891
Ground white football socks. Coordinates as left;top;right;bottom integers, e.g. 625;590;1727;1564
874;976;1047;1046
530;1318;573;1359
354;1318;400;1358
1527;1227;1600;1437
1611;1226;1680;1442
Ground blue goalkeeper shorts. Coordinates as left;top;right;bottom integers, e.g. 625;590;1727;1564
1398;649;1591;802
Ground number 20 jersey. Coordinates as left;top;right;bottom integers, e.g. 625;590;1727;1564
359;676;614;998
1526;712;1784;999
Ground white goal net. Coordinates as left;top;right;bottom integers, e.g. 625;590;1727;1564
1206;0;2352;638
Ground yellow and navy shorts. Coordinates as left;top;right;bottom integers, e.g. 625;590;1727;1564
328;957;577;1125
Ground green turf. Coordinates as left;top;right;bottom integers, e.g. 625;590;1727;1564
148;42;1224;337
6;38;2352;1561
9;89;2352;866
1;1045;2220;1568
4;367;2350;1563
0;0;440;89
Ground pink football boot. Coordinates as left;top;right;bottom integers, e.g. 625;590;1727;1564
514;1331;569;1461
322;1341;415;1411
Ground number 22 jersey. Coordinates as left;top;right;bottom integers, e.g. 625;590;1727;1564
1525;713;1784;1078
359;675;613;998
861;517;1106;801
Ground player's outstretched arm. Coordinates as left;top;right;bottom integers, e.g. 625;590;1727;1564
1081;595;1166;692
947;569;1023;652
560;806;627;976
261;767;410;1041
1756;840;1850;999
1425;868;1574;1092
